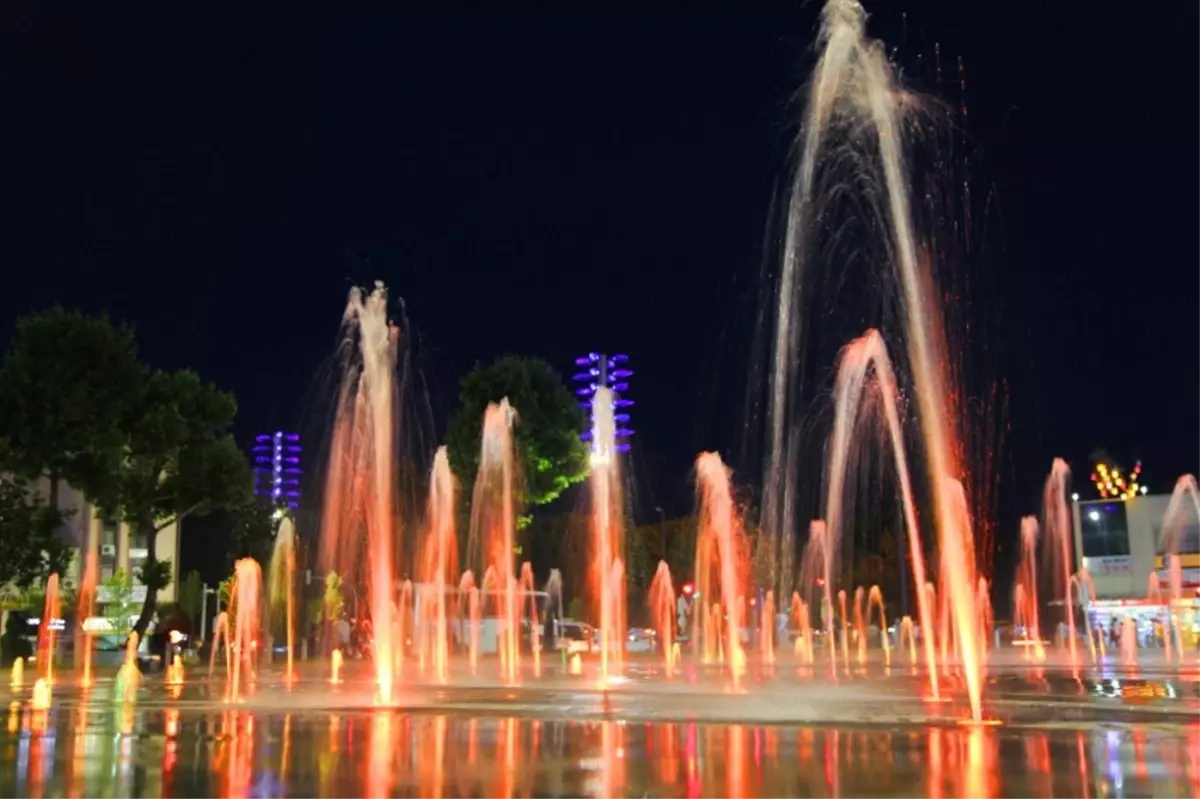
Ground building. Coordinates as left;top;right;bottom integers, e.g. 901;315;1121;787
1072;491;1200;646
39;478;180;607
1071;492;1199;599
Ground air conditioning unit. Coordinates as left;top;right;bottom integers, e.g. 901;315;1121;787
100;544;116;556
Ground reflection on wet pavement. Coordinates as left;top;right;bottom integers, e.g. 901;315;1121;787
2;697;1197;797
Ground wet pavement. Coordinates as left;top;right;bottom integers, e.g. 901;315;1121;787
2;660;1198;797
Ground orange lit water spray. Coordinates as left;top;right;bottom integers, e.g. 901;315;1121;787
590;386;626;684
822;331;940;697
470;400;520;684
766;0;980;719
229;558;262;703
77;552;98;687
423;448;457;684
648;561;677;673
695;452;746;690
319;283;401;704
37;573;61;685
269;518;297;682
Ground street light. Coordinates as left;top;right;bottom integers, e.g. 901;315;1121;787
200;585;218;644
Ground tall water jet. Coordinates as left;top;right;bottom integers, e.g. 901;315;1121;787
113;632;140;704
469;400;520;683
763;0;981;719
76;552;98;687
648;562;676;673
1159;475;1199;657
269;518;297;681
589;386;626;683
799;521;836;674
821;330;939;697
867;585;890;667
1014;517;1045;661
320;282;402;703
229;558;262;703
421;447;457;684
695;452;746;689
1041;459;1076;666
37;574;61;684
209;611;231;682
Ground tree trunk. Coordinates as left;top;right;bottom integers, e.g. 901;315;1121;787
130;515;159;641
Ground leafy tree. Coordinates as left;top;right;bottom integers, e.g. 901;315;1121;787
323;572;345;621
445;356;588;509
114;369;252;639
0;308;144;511
227;503;276;572
0;470;71;590
102;570;137;636
177;570;205;628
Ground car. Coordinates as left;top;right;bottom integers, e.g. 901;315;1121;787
626;628;658;653
553;619;594;654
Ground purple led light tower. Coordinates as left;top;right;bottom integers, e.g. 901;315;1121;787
252;431;302;511
572;352;635;453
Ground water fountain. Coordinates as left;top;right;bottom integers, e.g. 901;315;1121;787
36;574;60;685
268;518;297;681
1042;459;1078;667
320;282;401;703
419;447;456;684
589;386;627;684
113;632;140;704
229;558;263;703
695;452;747;689
76;551;98;687
648;562;676;673
1013;516;1045;661
819;330;940;696
468;399;520;684
762;0;983;721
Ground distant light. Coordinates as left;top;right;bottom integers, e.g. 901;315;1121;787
1071;492;1079;502
1088;510;1101;522
1140;485;1148;495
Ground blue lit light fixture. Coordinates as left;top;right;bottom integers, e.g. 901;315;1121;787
572;353;634;453
252;431;302;511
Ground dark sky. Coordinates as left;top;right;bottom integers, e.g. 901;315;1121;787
0;0;1195;576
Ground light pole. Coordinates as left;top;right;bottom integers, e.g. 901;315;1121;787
200;585;218;645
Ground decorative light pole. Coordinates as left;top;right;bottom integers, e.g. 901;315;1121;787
572;353;634;453
252;431;302;525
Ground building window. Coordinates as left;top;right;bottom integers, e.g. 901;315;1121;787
129;528;149;583
1080;502;1131;558
99;519;119;581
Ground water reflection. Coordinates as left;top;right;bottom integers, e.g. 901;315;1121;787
0;702;1196;798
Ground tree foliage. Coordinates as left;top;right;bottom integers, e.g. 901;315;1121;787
0;470;71;590
177;570;205;627
115;369;251;638
0;310;253;642
0;308;144;497
102;570;138;636
445;356;588;508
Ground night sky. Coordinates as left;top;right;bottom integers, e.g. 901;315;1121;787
0;1;1195;580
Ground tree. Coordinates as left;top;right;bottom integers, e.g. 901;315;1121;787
102;570;138;636
445;356;589;509
0;308;144;511
115;369;252;640
227;503;276;572
178;570;204;628
0;469;71;590
323;572;345;621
